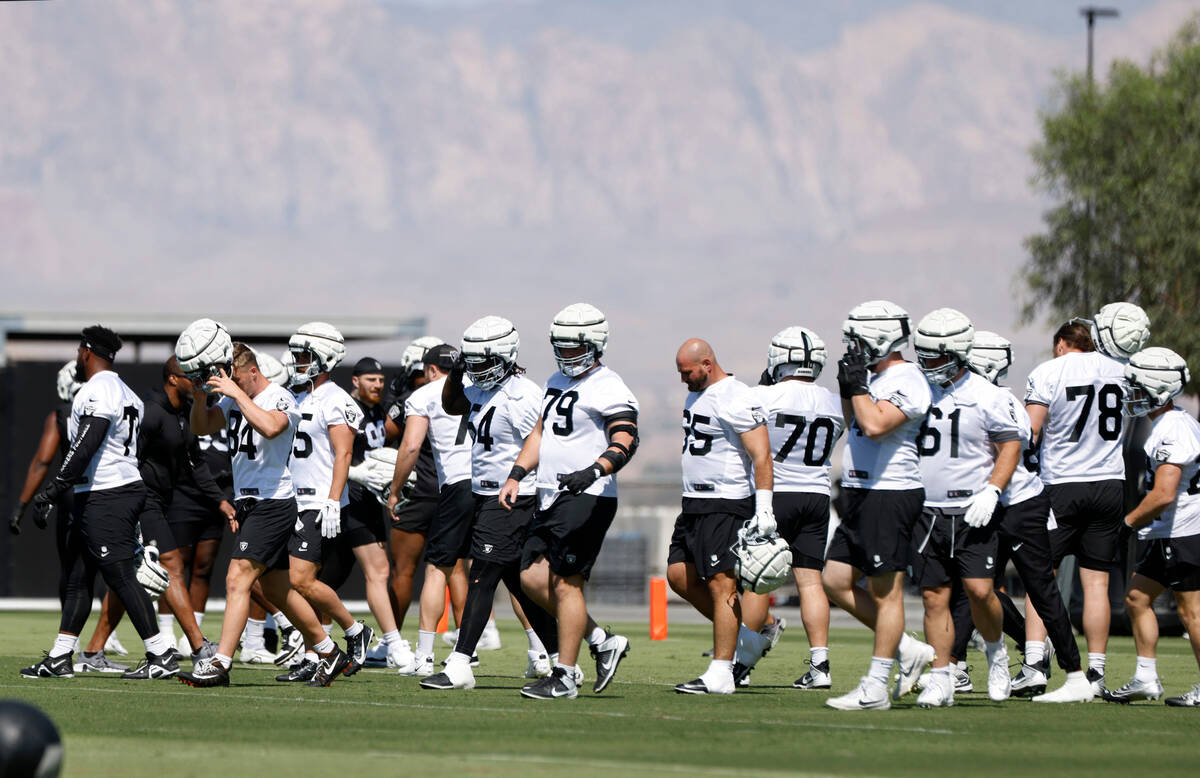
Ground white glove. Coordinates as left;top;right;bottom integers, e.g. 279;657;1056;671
746;489;777;537
348;461;392;492
318;499;341;539
963;484;1001;528
136;543;170;599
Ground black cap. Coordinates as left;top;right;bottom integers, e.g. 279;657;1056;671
353;357;384;377
80;325;122;363
424;344;460;372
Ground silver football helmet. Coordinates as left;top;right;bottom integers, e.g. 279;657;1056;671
767;326;826;381
550;303;609;377
289;322;346;384
1091;302;1150;362
968;330;1013;385
56;360;82;402
399;335;445;375
914;308;974;386
733;529;792;594
842;300;911;365
175;318;233;393
279;350;297;387
461;316;519;391
1122;347;1190;417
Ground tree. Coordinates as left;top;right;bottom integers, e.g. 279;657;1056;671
1022;17;1200;391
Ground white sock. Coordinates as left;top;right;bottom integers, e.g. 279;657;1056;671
587;626;607;646
703;659;734;686
931;665;952;691
931;665;951;677
1134;656;1158;683
273;612;292;630
485;618;498;632
50;633;78;658
322;623;333;636
956;660;968;671
144;632;173;655
382;629;400;648
1088;652;1106;674
214;653;233;669
554;662;577;687
446;651;472;666
1025;641;1046;665
193;611;205;627
985;639;1007;665
868;656;894;685
526;628;546;654
157;613;175;636
417;630;435;657
1065;669;1085;683
314;637;335;655
344;621;364;639
810;646;829;666
243;618;266;651
304;650;318;663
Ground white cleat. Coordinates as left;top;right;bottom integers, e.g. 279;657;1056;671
399;654;436;678
419;658;476;690
826;676;891;711
916;673;954;708
675;673;735;695
104;633;130;656
525;650;551;679
894;637;936;700
478;622;502;651
1032;671;1095;703
987;653;1011;701
239;647;278;664
1100;676;1164;704
388;639;417;674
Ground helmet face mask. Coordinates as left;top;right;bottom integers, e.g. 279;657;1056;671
461;316;520;390
915;348;964;386
914;308;974;387
550;303;608;377
464;354;507;389
552;342;597;377
288;322;346;386
56;360;82;402
968;330;1012;385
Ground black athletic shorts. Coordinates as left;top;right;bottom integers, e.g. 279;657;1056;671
233;497;295;570
74;482;146;564
826;487;923;575
289;508;328;563
137;491;179;555
172;519;224;549
424;480;476;567
391;497;438;534
471;494;536;565
667;497;752;580
910;507;1000;588
775;492;831;570
1046;479;1124;570
521;493;618;580
1135;535;1200;592
341;494;387;548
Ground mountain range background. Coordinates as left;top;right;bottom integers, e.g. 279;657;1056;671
2;0;1197;478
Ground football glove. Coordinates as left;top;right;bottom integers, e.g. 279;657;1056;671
962;484;1000;528
318;499;341;539
836;349;870;400
557;464;604;495
347;461;393;493
136;543;170;599
9;502;28;535
31;480;67;531
745;498;777;538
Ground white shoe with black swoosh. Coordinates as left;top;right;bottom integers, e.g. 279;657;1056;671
826;676;890;710
894;637;936;699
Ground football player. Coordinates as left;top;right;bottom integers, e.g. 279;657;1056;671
387;344;475;675
1103;348;1200;706
278;323;375;681
668;339;774;694
501;303;635;700
21;326;176;680
744;327;845;690
1024;303;1150;694
177;327;344;687
909;309;1014;707
421;316;561;690
822;301;936;710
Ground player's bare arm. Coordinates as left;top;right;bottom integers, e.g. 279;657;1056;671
206;369;288;439
441;362;469;415
499;416;543;509
987;439;1021;491
739;424;774;491
386;414;429;513
849;397;909;440
18;411;60;504
189;387;226;436
328;423;354;502
1124;462;1182;530
1024;402;1048;444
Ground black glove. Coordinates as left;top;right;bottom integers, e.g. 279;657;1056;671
9;503;27;535
836;350;870;399
758;368;774;386
557;464;605;495
32;479;67;530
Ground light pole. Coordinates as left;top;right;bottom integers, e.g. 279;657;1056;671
1078;7;1118;315
1081;7;1120;82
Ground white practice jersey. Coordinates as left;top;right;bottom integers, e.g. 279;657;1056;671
998;389;1045;507
217;382;301;501
291;381;362;510
918;372;1023;509
841;362;932;491
463;373;541;496
69;370;144;493
752;381;845;495
405;376;472;488
1139;409;1200;540
1024;351;1126;484
536;365;639;504
681;376;767;499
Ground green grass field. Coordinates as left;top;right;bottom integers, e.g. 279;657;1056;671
1;611;1197;777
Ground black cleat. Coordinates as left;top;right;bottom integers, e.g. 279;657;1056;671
343;623;374;677
122;651;180;680
178;657;230;687
20;652;74;679
275;659;318;682
273;626;304;666
733;662;753;688
520;666;577;699
793;659;832;690
306;648;351;687
589;629;630;693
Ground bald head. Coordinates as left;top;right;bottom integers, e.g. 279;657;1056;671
676;338;726;392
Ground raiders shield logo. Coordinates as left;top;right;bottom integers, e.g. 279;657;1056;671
276;397;290;411
483;544;493;554
239;541;249;551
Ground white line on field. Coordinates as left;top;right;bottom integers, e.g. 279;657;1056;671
0;683;957;736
